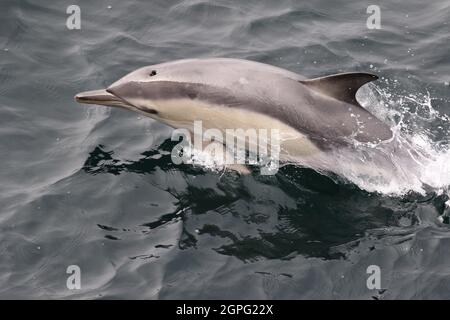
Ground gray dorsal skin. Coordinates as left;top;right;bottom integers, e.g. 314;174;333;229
75;58;393;149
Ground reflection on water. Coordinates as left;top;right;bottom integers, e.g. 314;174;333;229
83;142;449;263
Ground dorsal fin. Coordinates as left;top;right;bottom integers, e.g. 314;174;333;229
299;72;378;106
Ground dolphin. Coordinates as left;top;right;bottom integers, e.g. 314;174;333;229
75;58;392;171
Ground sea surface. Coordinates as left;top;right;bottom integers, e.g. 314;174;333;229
0;0;449;299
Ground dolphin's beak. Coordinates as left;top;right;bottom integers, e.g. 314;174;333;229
74;89;128;107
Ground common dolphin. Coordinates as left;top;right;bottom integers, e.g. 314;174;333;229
75;58;392;172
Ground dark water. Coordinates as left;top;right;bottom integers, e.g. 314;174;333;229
1;0;449;299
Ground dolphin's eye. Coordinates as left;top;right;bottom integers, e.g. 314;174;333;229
149;70;157;77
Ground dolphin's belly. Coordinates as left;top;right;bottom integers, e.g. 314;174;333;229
147;98;322;158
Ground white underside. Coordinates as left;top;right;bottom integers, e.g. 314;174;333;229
128;97;323;164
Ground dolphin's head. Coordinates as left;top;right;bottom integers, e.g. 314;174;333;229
75;65;166;117
75;60;208;120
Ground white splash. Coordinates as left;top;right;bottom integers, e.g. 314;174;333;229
328;82;450;196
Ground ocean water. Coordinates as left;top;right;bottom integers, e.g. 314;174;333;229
0;0;449;299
